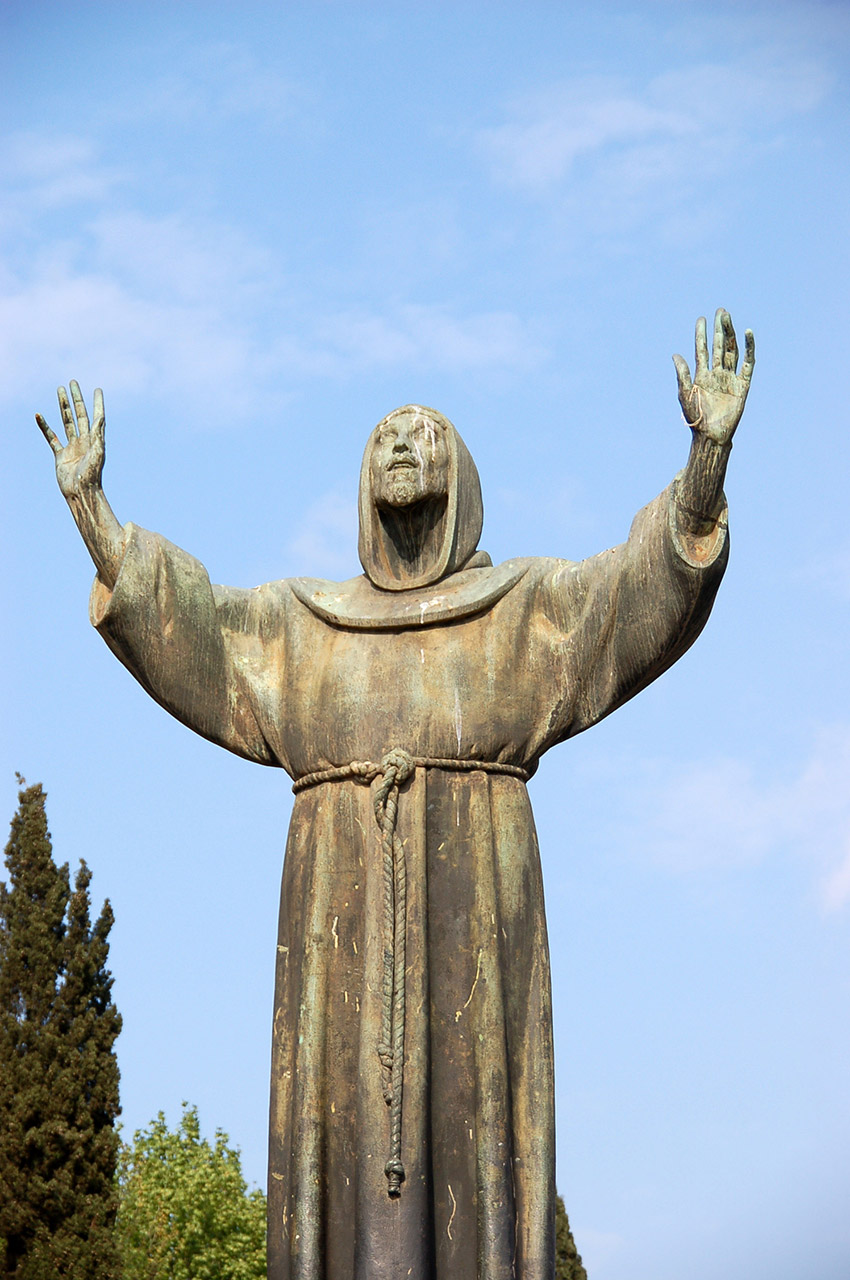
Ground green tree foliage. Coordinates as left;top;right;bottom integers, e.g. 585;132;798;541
555;1192;588;1280
0;779;122;1278
117;1103;267;1280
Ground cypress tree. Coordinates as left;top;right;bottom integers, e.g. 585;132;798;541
0;779;122;1278
555;1192;587;1280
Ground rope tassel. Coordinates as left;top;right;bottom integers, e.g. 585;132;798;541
372;748;414;1195
292;748;529;1198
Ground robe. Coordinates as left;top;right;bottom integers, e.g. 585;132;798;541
89;483;727;1280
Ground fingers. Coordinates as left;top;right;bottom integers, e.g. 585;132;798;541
673;354;700;424
672;353;692;396
698;309;750;374
741;329;755;383
56;379;98;442
69;379;90;434
695;316;709;377
57;386;77;443
92;387;105;439
35;412;63;456
712;309;725;369
720;309;738;371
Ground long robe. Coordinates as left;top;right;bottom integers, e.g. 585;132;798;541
90;482;727;1280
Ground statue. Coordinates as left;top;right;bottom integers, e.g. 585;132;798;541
36;310;754;1279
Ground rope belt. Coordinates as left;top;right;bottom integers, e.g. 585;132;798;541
292;748;529;1197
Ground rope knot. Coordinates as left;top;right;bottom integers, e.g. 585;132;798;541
379;747;415;787
385;1158;405;1196
350;759;372;776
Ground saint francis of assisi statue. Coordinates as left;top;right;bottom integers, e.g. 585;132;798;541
37;309;753;1280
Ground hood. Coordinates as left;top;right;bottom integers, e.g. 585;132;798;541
358;405;484;591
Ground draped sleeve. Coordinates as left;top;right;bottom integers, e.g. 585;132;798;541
89;523;285;768
538;482;729;744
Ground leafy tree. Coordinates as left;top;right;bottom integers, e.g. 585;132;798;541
117;1103;266;1280
555;1192;587;1280
0;778;122;1278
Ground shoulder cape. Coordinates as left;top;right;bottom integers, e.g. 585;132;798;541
289;558;531;629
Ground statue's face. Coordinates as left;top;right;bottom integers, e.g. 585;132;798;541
370;410;449;509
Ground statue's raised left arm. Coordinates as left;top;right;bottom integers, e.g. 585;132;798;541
540;309;754;743
671;308;754;562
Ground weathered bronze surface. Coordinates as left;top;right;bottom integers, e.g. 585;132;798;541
36;310;754;1279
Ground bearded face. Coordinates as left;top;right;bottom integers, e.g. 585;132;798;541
370;410;450;510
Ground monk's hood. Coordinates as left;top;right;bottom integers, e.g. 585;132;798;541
358;406;483;592
290;406;528;629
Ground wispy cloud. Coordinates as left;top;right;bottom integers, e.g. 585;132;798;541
595;725;850;912
479;77;687;190
300;304;545;375
478;57;830;192
103;41;307;129
2;255;543;421
283;490;358;580
3;131;544;422
796;543;850;604
0;249;274;422
89;211;276;307
0;135;125;243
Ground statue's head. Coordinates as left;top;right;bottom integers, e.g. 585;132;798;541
369;407;450;510
359;406;484;591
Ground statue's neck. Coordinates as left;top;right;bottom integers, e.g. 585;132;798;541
377;497;448;583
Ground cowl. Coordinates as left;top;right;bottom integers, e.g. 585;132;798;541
357;406;485;592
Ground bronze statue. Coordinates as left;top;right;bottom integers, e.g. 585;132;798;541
36;310;754;1279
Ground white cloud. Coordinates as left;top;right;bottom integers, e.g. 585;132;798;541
1;133;124;213
479;78;688;189
600;725;850;911
0;256;270;423
306;303;546;375
89;212;276;307
648;58;828;127
796;544;850;604
822;848;850;913
1;257;543;420
2;132;544;423
103;41;306;129
0;139;290;418
477;55;832;197
283;490;358;580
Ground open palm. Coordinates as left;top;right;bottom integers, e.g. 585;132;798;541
673;309;755;446
36;382;105;500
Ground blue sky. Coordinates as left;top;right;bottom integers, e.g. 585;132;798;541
3;2;850;1276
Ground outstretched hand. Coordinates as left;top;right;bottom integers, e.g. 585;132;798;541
673;310;754;446
36;381;106;500
34;381;125;588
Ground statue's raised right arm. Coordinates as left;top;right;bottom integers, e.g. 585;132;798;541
36;381;124;590
35;380;281;768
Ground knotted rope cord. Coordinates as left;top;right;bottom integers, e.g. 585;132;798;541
292;749;529;1197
